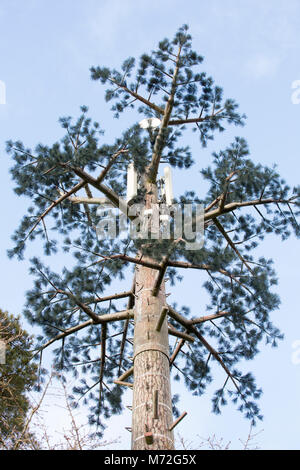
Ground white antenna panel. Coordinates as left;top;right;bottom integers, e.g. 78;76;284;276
139;118;161;129
126;162;137;203
164;166;174;206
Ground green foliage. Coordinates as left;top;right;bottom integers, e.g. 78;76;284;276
90;24;245;146
0;309;39;447
5;26;300;433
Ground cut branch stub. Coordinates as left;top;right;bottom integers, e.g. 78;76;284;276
169;411;187;431
144;431;154;445
155;306;169;332
169;339;185;366
153;390;159;420
114;380;133;388
117;366;134;383
168;327;194;343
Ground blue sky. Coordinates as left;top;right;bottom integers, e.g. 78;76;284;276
0;0;300;449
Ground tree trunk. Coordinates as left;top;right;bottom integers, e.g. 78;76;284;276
131;184;174;450
131;264;174;450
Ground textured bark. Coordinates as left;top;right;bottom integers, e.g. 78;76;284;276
131;183;174;450
131;263;174;450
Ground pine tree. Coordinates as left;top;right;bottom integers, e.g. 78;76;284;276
6;25;299;450
0;309;38;448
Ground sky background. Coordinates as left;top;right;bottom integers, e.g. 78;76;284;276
0;0;300;450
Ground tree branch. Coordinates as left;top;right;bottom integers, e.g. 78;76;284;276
147;45;182;182
118;275;135;374
168;107;225;126
169;338;185;365
24;180;86;240
66;166;129;214
168;325;195;343
99;324;107;403
167;305;243;397
108;77;164;115
203;196;298;223
23;149;127;240
34;320;94;355
190;312;229;325
152;238;182;296
91;253;161;270
33;309;134;356
214;219;254;275
67;197;110;205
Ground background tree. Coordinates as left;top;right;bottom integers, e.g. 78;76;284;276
5;25;299;449
0;309;38;448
